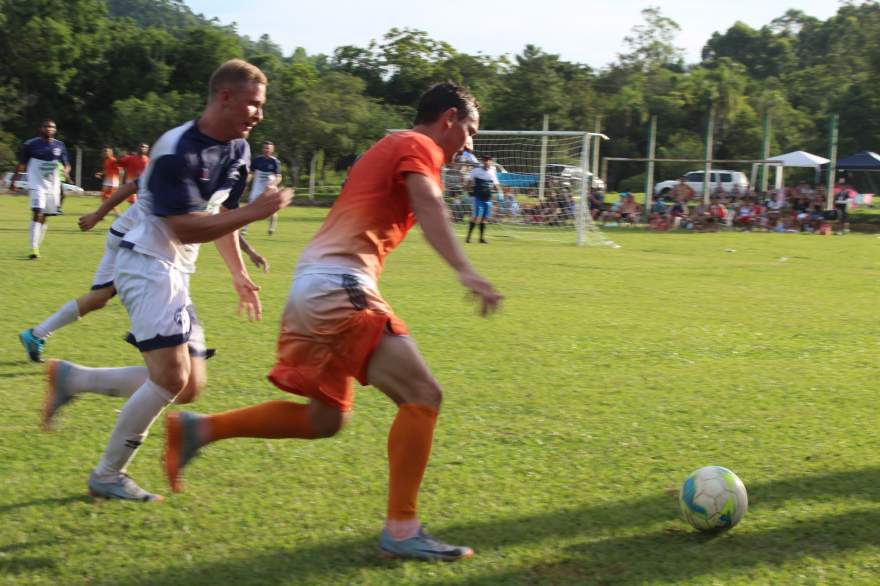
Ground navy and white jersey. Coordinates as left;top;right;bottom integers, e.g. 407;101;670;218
109;179;147;239
249;154;281;199
121;120;250;273
468;166;500;201
19;137;69;196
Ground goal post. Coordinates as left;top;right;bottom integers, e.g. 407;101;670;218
390;128;614;246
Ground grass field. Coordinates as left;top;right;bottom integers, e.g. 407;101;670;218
1;193;878;585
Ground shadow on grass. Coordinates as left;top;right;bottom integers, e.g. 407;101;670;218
455;508;880;585
91;466;879;585
0;495;91;514
0;556;58;574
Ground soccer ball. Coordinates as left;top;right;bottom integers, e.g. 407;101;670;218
679;466;748;531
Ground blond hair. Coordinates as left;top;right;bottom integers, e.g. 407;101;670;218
208;59;267;99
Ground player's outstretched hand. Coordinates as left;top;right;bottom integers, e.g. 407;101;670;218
253;187;294;218
248;250;270;273
459;270;503;317
78;212;101;232
232;272;262;321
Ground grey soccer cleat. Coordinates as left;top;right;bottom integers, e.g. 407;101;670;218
88;471;163;502
43;359;76;430
379;526;474;562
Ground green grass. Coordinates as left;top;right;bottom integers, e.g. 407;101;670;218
1;194;879;585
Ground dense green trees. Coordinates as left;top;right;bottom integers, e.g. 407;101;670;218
1;0;879;189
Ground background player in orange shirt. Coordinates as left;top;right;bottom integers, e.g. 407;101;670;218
164;82;502;561
117;142;150;203
95;147;122;217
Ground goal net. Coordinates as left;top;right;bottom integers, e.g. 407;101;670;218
443;130;616;246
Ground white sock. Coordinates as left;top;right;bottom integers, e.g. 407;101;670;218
65;363;148;398
30;222;41;249
39;222;48;245
33;300;80;339
93;379;174;480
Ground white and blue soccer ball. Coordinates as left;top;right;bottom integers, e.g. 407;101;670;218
679;466;748;532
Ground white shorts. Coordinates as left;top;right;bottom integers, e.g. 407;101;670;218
114;247;206;356
30;188;60;215
248;180;270;203
91;229;125;290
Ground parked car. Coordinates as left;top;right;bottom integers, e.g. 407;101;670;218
654;170;748;197
1;171;84;194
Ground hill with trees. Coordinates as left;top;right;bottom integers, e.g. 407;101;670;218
1;0;878;189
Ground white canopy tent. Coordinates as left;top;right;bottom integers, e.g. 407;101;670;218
753;150;830;190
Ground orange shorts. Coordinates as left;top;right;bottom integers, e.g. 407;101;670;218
267;270;408;412
101;186;137;204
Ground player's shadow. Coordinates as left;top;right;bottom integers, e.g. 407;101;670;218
0;494;91;514
93;465;880;586
0;556;58;575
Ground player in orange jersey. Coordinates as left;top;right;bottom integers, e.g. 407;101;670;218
95;147;122;217
117;143;150;203
164;82;501;561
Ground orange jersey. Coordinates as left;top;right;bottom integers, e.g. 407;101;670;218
118;154;149;181
102;156;120;186
297;131;444;282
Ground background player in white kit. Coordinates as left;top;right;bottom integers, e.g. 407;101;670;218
43;60;292;501
14;119;71;259
19;181;268;364
246;140;283;235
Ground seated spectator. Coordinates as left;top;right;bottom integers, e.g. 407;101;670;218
618;193;640;224
792;194;811;231
734;197;756;230
648;198;669;230
668;195;691;229
588;188;606;220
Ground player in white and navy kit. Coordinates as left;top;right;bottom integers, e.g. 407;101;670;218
19;179;269;363
247;140;283;234
42;60;292;501
15;119;70;259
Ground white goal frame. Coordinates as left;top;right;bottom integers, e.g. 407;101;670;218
475;131;609;246
388;129;612;246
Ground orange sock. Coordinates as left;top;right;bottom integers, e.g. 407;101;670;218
387;403;438;526
206;400;315;443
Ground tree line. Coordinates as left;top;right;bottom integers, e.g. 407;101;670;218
1;0;878;190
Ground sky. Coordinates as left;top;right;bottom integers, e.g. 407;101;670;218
184;0;841;68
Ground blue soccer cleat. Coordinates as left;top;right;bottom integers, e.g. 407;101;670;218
379;526;474;562
19;328;45;363
88;471;163;502
163;411;204;493
43;359;76;430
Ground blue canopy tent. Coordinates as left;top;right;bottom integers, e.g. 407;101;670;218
830;151;880;207
835;151;880;171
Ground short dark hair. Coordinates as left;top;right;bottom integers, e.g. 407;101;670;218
414;82;479;125
262;140;274;146
41;118;55;127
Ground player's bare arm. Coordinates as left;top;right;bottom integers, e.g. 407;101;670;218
238;233;269;272
163;187;293;244
78;181;138;231
405;172;502;316
214;213;262;321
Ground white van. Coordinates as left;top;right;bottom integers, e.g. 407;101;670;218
654;170;749;196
